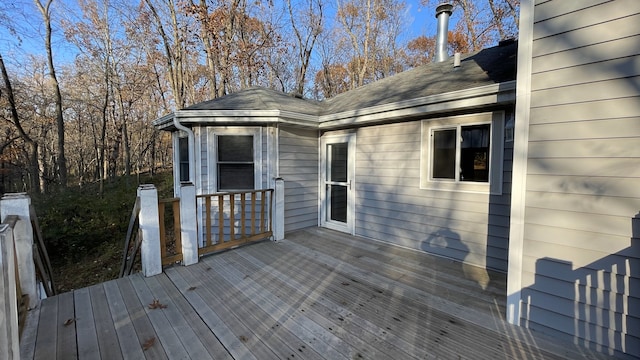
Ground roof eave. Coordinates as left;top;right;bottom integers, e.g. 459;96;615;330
318;81;516;130
154;109;321;130
152;81;516;132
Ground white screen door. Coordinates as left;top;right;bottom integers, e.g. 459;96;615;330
321;133;355;234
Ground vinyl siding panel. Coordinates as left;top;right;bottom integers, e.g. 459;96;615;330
278;127;319;232
532;13;640;57
351;118;512;272
520;1;640;357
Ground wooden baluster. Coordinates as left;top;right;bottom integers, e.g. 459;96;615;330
260;190;266;233
205;196;212;248
173;199;181;257
268;189;274;233
240;193;246;239
158;202;167;262
229;194;235;241
218;194;224;243
251;192;256;236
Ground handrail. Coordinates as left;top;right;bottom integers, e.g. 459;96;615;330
29;205;56;297
119;197;141;277
196;188;273;256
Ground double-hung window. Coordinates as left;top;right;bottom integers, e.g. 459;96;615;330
421;112;504;194
217;135;255;191
178;136;190;182
210;128;262;192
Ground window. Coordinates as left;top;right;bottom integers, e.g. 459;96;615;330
431;124;491;182
421;112;504;194
217;135;255;191
178;136;189;182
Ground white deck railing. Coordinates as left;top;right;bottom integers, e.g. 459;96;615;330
1;193;43;360
137;179;285;277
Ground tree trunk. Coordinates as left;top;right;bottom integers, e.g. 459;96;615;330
34;0;67;187
0;52;40;193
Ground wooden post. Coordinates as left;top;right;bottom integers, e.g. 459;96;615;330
0;193;38;309
179;183;198;266
274;178;285;241
0;221;20;359
138;185;162;277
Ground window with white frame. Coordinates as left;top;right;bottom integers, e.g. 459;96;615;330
421;112;504;194
217;135;254;190
178;136;190;182
210;128;262;192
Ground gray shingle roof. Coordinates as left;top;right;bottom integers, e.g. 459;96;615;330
184;87;324;115
322;41;517;114
156;41;516;128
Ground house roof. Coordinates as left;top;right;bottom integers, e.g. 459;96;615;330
322;40;517;115
184;87;324;115
153;41;517;130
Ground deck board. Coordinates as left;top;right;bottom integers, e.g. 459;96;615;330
225;248;422;359
55;291;77;359
102;279;145;360
89;283;123;360
205;253;343;360
33;295;57;360
21;227;616;360
154;274;233;359
129;274;192;359
73;287;100;360
116;275;168;360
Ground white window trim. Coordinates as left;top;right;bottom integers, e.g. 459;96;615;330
207;127;263;192
420;111;504;195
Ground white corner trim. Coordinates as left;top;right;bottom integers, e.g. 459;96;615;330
507;0;534;327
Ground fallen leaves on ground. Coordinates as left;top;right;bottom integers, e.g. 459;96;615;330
142;337;156;350
148;299;167;309
63;318;75;326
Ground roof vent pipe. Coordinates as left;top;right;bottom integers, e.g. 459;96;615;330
434;3;453;63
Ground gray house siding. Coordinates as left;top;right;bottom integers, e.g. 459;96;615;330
352;117;512;272
518;1;640;357
278;127;319;232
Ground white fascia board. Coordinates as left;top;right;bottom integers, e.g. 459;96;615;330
319;81;516;129
173;109;320;128
152;113;176;129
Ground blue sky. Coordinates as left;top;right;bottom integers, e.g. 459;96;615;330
0;0;451;72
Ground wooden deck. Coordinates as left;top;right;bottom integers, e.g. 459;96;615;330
20;228;614;359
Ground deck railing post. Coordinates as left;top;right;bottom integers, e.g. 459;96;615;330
1;193;38;309
0;222;20;360
179;182;198;266
274;178;285;241
138;185;162;277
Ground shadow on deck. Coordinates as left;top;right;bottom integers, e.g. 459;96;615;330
20;228;614;359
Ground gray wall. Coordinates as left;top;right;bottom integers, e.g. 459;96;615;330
278;127;319;232
519;1;640;357
352;115;512;273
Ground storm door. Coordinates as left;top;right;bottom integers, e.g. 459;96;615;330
321;133;356;234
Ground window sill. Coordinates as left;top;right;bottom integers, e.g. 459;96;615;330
420;180;502;195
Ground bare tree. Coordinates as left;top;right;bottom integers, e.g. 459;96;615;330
34;0;67;187
335;0;406;89
0;52;40;193
286;0;324;95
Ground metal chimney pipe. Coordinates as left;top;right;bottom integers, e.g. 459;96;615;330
434;3;453;63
